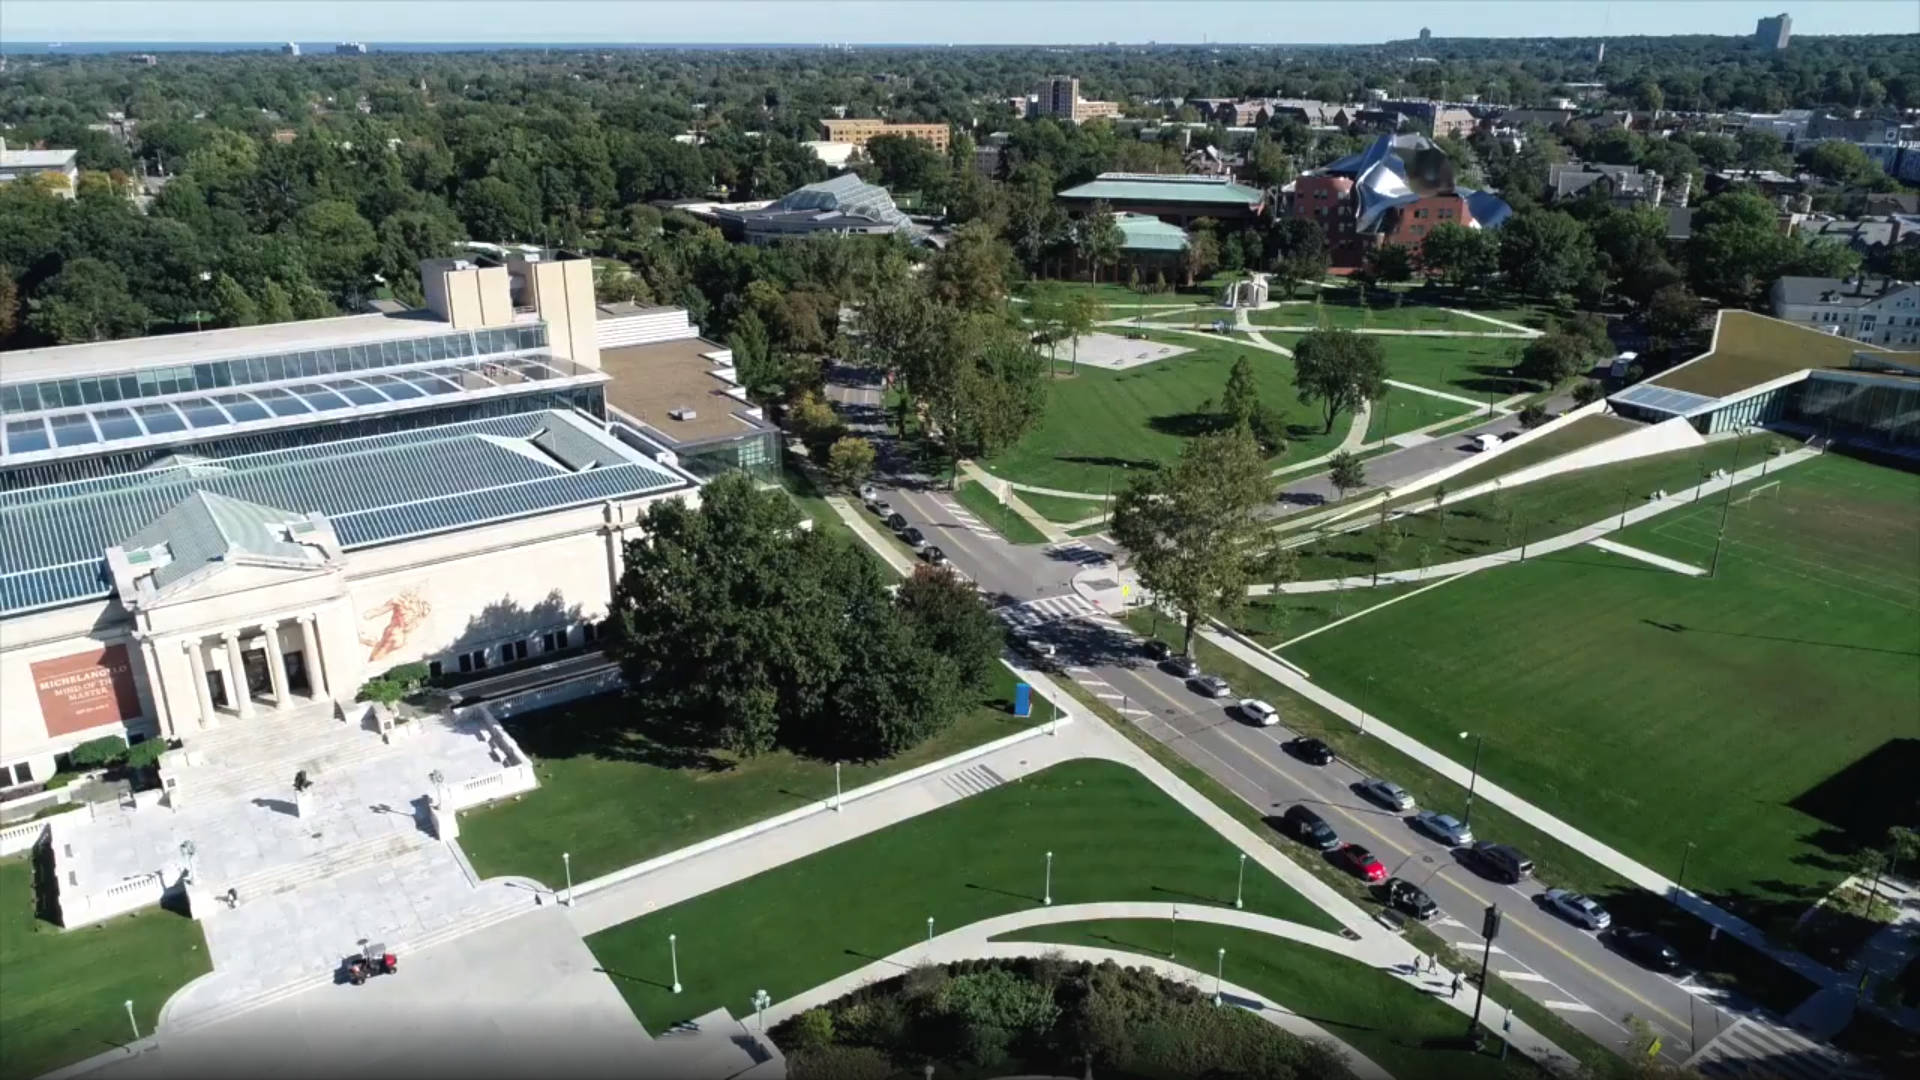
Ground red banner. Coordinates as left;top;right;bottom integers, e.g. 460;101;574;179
32;644;141;737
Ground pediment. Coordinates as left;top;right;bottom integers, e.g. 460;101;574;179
138;557;335;609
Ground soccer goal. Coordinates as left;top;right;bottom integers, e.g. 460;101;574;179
1731;480;1782;507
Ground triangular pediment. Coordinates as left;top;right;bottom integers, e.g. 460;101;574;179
142;556;334;607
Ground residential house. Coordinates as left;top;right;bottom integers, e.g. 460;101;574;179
1546;161;1665;208
1770;276;1920;346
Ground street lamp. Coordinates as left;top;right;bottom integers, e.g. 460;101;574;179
1234;852;1247;910
1676;841;1696;898
927;916;935;943
1043;851;1053;906
833;762;842;813
669;933;682;994
562;851;573;906
124;999;139;1042
752;988;771;1032
1458;732;1485;831
1214;948;1226;1006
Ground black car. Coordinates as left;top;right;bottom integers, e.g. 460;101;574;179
1280;805;1340;850
901;526;926;546
1385;877;1439;921
1288;737;1335;766
1611;929;1683;972
1142;639;1173;662
885;512;909;531
922;545;948;565
1162;653;1200;678
1466;842;1535;884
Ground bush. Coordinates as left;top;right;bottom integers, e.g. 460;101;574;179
356;661;432;704
67;735;129;769
124;739;170;770
1572;379;1603;406
790;1008;835;1052
1519;403;1550;428
40;772;75;790
787;1045;894;1080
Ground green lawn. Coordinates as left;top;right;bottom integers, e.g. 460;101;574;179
583;759;1341;1032
1374;337;1533;403
1014;276;1230;312
460;666;1038;886
1385;415;1641;506
1290;433;1801;582
1234;580;1432;649
1017;490;1110;525
1365;387;1475;444
953;479;1050;544
0;858;212;1079
982;332;1344;493
1287;453;1920;937
1250;302;1500;334
1000;920;1551;1080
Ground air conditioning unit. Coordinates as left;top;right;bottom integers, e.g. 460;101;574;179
668;407;698;421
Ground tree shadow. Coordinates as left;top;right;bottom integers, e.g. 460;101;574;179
1631;621;1920;659
1146;412;1224;439
1056;454;1159;472
499;693;733;774
966;881;1040;904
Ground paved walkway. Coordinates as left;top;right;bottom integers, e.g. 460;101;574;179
1384;378;1489;410
1587;537;1706;576
1450;309;1543;335
957;461;1072;543
826;494;915;577
1247;447;1820;594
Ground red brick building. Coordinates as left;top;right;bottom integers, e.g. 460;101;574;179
1290;134;1510;271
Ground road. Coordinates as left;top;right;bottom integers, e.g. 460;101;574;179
827;365;1738;1067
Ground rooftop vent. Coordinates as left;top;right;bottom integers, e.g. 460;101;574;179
668;407;698;422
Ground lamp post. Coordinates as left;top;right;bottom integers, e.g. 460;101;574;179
752;988;770;1032
1214;948;1226;1006
833;762;842;812
1234;852;1247;910
1709;426;1749;579
1458;732;1485;831
1043;851;1053;906
927;916;935;943
179;839;197;885
562;851;573;906
124;999;139;1043
193;271;211;331
1676;841;1696;898
669;933;682;994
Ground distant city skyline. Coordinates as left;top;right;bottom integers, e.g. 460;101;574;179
4;0;1914;45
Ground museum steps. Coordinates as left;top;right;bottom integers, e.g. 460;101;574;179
172;700;404;805
215;829;430;900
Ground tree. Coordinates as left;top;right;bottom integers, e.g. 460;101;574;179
1326;450;1367;502
1183;219;1220;286
1645;284;1703;354
1061;292;1104;374
208;272;259;328
863;133;944;194
1417;222;1498;289
907;309;1048;475
1073;201;1123;284
456;176;539;241
1111;427;1287;655
293;199;378;303
1572;380;1604;406
1519;331;1597;386
1364;243;1414;284
1245;138;1293;188
0;271;17;345
928;222;1013;313
1802;140;1881;187
894;564;1003;692
1292;329;1388;434
1499;210;1600;300
825;435;876;492
1221;355;1262;431
29;258;149;343
728;309;779;399
790;391;846;462
1519;403;1550;428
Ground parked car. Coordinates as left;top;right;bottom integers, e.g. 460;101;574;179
1280;805;1340;850
1190;675;1232;698
1468;842;1535;884
1162;654;1200;678
1142;639;1173;662
1335;843;1387;883
1237;699;1279;726
870;498;893;517
858;483;879;504
1385;877;1439;921
1286;737;1335;766
1471;432;1501;452
1357;778;1415;811
1610;928;1682;972
922;545;948;566
1410;811;1473;847
1542;889;1611;931
885;512;909;531
901;526;926;547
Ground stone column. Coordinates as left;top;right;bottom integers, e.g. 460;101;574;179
138;638;175;740
262;620;291;710
222;631;254;719
185;639;216;731
298;615;329;700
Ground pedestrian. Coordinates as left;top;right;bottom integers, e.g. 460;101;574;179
1451;974;1463;999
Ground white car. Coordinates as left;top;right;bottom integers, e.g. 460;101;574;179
1238;699;1279;726
1358;778;1415;811
1542;889;1612;931
1411;810;1473;847
1471;432;1502;452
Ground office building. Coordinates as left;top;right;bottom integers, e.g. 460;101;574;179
1030;76;1121;124
1769;276;1920;346
282;42;300;56
1756;13;1791;49
0;138;79;197
336;42;368;55
0;254;712;794
817;119;950;153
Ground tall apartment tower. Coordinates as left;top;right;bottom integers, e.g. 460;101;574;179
1034;76;1079;119
282;42;300;56
1596;41;1606;65
1755;13;1791;50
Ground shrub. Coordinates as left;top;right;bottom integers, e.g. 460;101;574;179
357;661;432;703
1572;379;1604;406
1519;403;1550;428
787;1045;893;1080
67;735;129;769
790;1008;835;1052
40;772;75;790
124;739;170;770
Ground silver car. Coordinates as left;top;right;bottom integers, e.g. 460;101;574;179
1411;810;1473;847
1542;889;1612;931
1358;778;1415;811
1191;675;1232;698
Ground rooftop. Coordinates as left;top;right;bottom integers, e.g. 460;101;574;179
1057;173;1266;206
1771;275;1915;309
0;309;461;382
598;337;774;446
717;172;912;233
0;409;688;617
0;146;78;169
1114;212;1189;252
1649;309;1919;398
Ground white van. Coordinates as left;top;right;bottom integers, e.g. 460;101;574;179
1471;433;1502;452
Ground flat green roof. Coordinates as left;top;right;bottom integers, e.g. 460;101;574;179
1115;213;1190;252
1651;310;1919;398
1059;174;1265;206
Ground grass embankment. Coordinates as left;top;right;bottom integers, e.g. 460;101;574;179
952;480;1050;544
583;759;1342;1032
1017;490;1111;525
460;667;1036;885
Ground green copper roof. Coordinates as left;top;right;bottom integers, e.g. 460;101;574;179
1115;213;1190;252
1058;173;1265;206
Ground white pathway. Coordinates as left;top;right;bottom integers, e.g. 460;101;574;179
1587;537;1706;576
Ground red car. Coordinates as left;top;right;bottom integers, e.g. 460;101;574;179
1336;844;1387;883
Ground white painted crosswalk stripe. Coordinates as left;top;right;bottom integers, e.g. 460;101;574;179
934;498;997;537
993;594;1098;628
1544;1000;1595;1013
1499;970;1550;984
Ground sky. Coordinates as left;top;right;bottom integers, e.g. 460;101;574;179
3;0;1913;44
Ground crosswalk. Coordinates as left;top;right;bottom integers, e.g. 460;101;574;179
994;593;1100;629
934;496;997;538
1687;1018;1868;1080
1046;540;1111;566
942;763;1007;798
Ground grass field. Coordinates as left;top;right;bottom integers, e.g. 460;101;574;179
1001;920;1551;1080
1250;301;1500;334
982;331;1344;493
0;858;212;1079
1287;452;1920;934
1374;337;1533;403
1288;433;1801;582
1017;490;1110;524
1366;387;1476;444
1385;415;1642;506
460;667;1037;885
1234;580;1432;648
583;759;1341;1031
953;479;1049;543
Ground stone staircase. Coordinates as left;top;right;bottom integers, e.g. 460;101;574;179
216;829;429;900
173;703;403;805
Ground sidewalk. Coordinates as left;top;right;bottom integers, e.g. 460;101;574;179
957;460;1071;543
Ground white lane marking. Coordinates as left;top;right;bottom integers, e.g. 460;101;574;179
1500;970;1551;983
1544;1000;1596;1014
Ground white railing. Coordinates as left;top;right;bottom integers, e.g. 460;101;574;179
0;818;48;857
58;868;168;928
446;761;537;812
